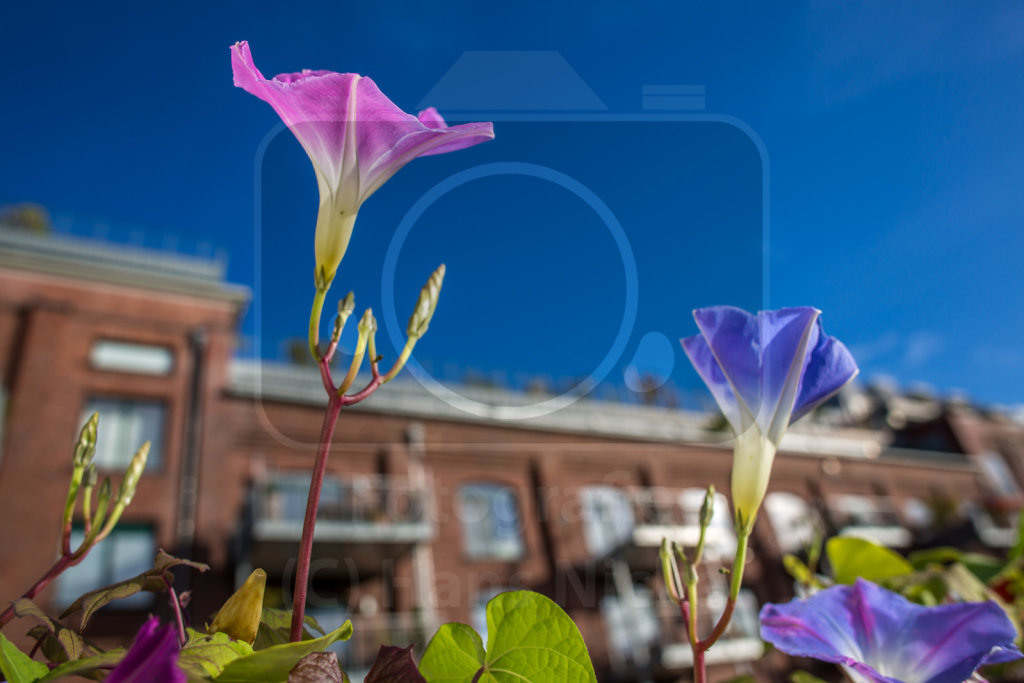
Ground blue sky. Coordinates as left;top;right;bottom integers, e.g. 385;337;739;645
2;1;1023;408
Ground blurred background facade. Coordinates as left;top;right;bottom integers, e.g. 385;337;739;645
1;223;1022;681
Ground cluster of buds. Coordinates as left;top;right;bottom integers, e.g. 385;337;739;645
660;485;717;607
63;413;150;556
320;263;446;398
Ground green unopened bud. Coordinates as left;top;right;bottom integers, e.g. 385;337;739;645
332;292;356;343
406;264;445;340
209;569;267;644
358;308;375;336
699;485;715;529
73;413;99;468
117;442;150;506
93;478;111;528
660;538;681;603
672;541;689;568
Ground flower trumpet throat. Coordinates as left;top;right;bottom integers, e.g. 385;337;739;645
731;428;777;532
209;568;266;644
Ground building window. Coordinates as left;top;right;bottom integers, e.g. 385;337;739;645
580;487;634;557
90;340;174;375
764;492;818;554
902;497;935;530
80;397;165;470
457;483;524;560
602;584;660;665
56;525;155;609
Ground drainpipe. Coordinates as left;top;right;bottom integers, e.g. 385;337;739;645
406;422;439;636
177;328;207;562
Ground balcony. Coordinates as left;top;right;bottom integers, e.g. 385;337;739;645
581;486;737;568
602;585;763;674
657;590;763;669
972;503;1021;548
829;494;911;548
245;473;434;575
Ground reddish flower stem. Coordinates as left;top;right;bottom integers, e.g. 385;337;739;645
698;596;737;653
292;289;388;641
289;392;342;642
0;553;82;629
168;586;187;647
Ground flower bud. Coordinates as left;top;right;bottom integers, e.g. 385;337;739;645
406;264;445;340
358;308;375;337
73;413;99;468
332;291;356;343
92;478;111;530
117;442;150;506
699;485;715;530
659;539;681;603
209;568;267;644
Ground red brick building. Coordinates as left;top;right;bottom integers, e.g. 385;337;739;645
0;225;1017;681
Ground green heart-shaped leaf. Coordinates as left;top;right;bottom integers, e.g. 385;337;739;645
419;591;596;683
826;536;912;584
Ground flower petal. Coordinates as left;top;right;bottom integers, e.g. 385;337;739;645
758;307;821;443
417;107;447;129
680;333;747;434
761;579;1022;683
692;306;821;442
692;306;762;424
356;83;494;201
231;42;360;206
791;318;860;423
107;616;184;683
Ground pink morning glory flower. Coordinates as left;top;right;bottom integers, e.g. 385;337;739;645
760;578;1022;683
681;306;858;529
231;41;494;287
107;616;185;683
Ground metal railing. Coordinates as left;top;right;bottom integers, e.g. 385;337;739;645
251;473;431;528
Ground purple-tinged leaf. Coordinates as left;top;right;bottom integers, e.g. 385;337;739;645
288;651;343;682
365;645;426;683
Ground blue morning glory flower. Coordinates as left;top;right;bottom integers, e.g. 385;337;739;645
107;616;185;683
681;306;858;529
760;578;1022;683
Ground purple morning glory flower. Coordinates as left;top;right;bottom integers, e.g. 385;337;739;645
107;616;185;683
681;306;857;528
760;578;1022;683
231;41;494;287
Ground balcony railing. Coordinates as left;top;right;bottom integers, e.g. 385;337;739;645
603;588;763;672
657;590;763;668
828;495;911;548
581;486;737;562
248;473;433;545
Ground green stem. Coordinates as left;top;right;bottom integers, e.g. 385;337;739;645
381;338;416;384
698;526;750;652
308;287;328;360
